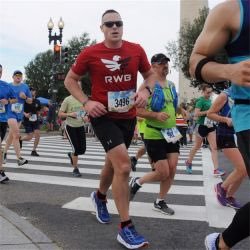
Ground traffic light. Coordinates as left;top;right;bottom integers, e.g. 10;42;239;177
54;44;61;63
62;47;69;63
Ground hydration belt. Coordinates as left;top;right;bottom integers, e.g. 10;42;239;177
234;99;250;105
146;124;163;131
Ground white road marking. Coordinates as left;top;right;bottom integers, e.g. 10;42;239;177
62;197;207;222
201;148;236;228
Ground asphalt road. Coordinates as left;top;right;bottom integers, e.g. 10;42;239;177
0;135;249;250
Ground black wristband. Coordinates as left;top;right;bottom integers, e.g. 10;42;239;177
145;86;152;96
194;57;214;83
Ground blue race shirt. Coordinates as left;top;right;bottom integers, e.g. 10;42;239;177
225;0;250;132
0;80;16;122
217;87;235;136
7;82;32;121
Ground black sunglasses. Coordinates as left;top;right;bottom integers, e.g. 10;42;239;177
103;21;123;28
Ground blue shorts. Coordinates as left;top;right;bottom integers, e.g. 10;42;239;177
7;112;23;122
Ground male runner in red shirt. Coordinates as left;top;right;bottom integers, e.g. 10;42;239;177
65;9;156;249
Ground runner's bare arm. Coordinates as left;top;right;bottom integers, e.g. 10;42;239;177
134;69;157;108
137;108;169;122
64;69;107;117
207;92;232;125
189;1;250;87
64;69;88;104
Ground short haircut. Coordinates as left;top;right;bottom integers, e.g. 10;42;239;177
102;9;119;19
200;83;212;91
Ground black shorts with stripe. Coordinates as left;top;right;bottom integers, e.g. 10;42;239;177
90;115;136;152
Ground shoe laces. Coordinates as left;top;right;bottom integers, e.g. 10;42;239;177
98;198;108;215
157;200;167;208
123;225;139;240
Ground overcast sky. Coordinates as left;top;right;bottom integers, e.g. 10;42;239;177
0;0;223;91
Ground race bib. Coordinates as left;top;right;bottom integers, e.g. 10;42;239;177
76;110;86;120
29;114;37;122
161;127;182;143
11;103;23;113
0;103;5;113
108;90;134;113
204;117;214;128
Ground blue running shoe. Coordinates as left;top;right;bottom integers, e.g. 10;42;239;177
117;224;149;249
91;191;110;224
185;160;192;174
205;233;220;250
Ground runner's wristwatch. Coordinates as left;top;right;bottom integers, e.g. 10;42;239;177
145;86;152;96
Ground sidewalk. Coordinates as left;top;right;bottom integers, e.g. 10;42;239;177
0;205;60;250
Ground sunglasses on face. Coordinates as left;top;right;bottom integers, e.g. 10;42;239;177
14;74;22;77
103;21;123;28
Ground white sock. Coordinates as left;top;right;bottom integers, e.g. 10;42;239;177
156;198;164;204
136;179;142;186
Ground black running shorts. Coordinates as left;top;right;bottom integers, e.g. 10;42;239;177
90;116;136;152
216;134;237;149
144;139;180;163
196;124;216;138
0;122;8;141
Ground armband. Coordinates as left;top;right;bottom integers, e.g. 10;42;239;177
145;86;152;96
194;57;214;83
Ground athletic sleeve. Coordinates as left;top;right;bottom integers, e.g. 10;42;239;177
60;98;68;113
195;98;203;110
8;85;16;99
71;47;90;76
138;45;151;74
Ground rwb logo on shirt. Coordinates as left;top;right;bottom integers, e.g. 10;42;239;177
102;55;132;83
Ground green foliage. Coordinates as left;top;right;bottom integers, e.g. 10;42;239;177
24;32;96;102
166;7;209;80
25;50;53;98
166;7;228;88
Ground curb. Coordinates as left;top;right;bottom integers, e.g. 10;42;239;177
0;205;61;249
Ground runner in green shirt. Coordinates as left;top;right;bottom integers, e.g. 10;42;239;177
129;53;179;215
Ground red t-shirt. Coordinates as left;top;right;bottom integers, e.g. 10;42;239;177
71;40;151;119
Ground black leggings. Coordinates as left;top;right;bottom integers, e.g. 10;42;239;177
222;130;250;247
222;202;250;248
236;129;250;178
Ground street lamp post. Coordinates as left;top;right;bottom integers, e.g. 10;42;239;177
47;17;64;130
47;17;64;45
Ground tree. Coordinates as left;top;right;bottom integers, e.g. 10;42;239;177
166;7;209;79
24;32;96;101
166;7;228;88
